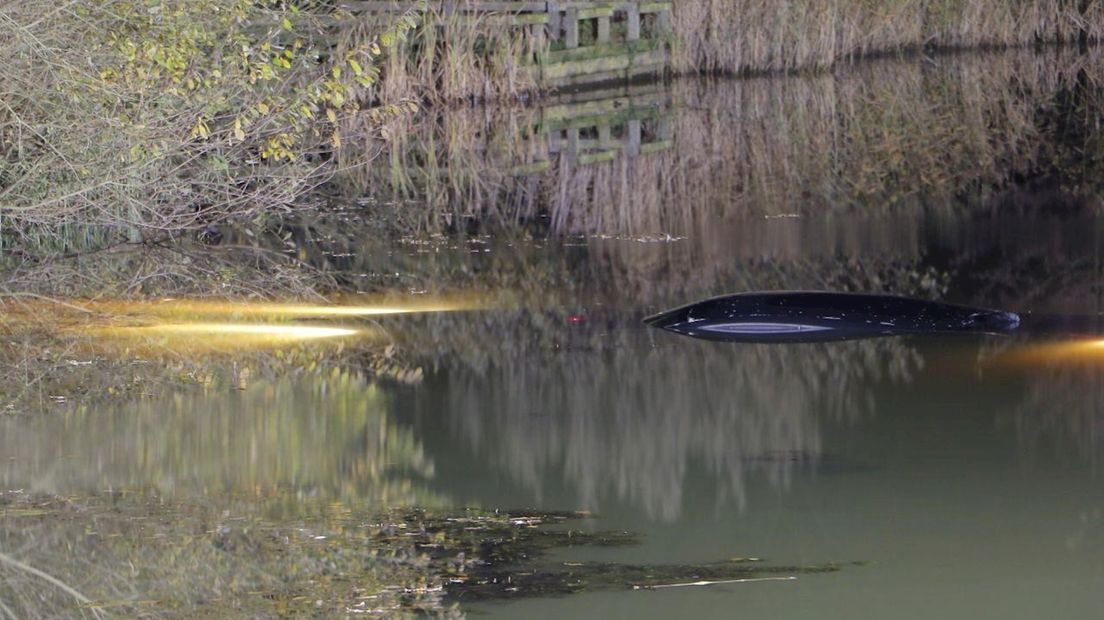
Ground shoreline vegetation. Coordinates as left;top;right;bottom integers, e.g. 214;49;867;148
0;492;855;617
2;1;1103;262
3;4;1104;617
671;0;1103;76
353;0;1104;103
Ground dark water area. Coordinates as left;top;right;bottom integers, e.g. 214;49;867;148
5;49;1104;617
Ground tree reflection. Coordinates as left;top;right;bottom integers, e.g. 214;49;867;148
0;373;439;508
1013;360;1104;469
403;330;921;521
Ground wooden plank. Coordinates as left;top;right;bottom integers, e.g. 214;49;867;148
539;39;660;64
640;139;672;155
545;81;665;105
455;13;548;25
545;96;634;121
628;48;668;67
578;7;614;19
542;52;629;80
578;150;618;165
342;1;671;17
341;1;548;12
540;99;669;131
543;88;668;118
639;2;670;13
511;160;552;175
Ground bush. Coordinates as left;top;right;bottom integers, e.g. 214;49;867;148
0;0;419;255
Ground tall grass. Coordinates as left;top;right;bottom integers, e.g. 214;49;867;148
342;4;544;104
342;0;1104;103
671;0;1104;75
336;48;1104;237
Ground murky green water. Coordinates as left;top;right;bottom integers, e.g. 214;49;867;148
5;49;1104;617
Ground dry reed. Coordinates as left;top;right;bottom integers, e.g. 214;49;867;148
336;48;1103;237
341;0;1104;103
670;0;1104;75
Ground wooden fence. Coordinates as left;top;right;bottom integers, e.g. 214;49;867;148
341;1;673;88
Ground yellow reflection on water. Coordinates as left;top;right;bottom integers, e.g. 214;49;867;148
78;322;366;354
82;295;484;319
102;323;359;339
990;338;1104;367
7;293;481;356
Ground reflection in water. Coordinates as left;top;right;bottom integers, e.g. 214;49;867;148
1015;361;1104;468
83;323;363;353
337;49;1104;238
79;296;486;318
0;373;437;507
402;329;921;521
4;47;1104;618
992;339;1104;366
983;338;1104;467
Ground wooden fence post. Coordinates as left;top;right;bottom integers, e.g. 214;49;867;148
566;127;580;164
657;117;672;141
627;119;641;156
547;1;560;41
626;4;640;41
597;15;611;43
598;124;613;149
548;130;563;154
657;6;670;33
564;7;579;49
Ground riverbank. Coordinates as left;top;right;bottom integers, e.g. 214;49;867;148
352;0;1104;102
671;0;1102;75
2;3;1103;262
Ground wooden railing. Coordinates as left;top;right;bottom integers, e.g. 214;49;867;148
508;84;674;174
341;1;673;87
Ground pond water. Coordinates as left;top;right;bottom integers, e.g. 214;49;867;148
4;49;1104;617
